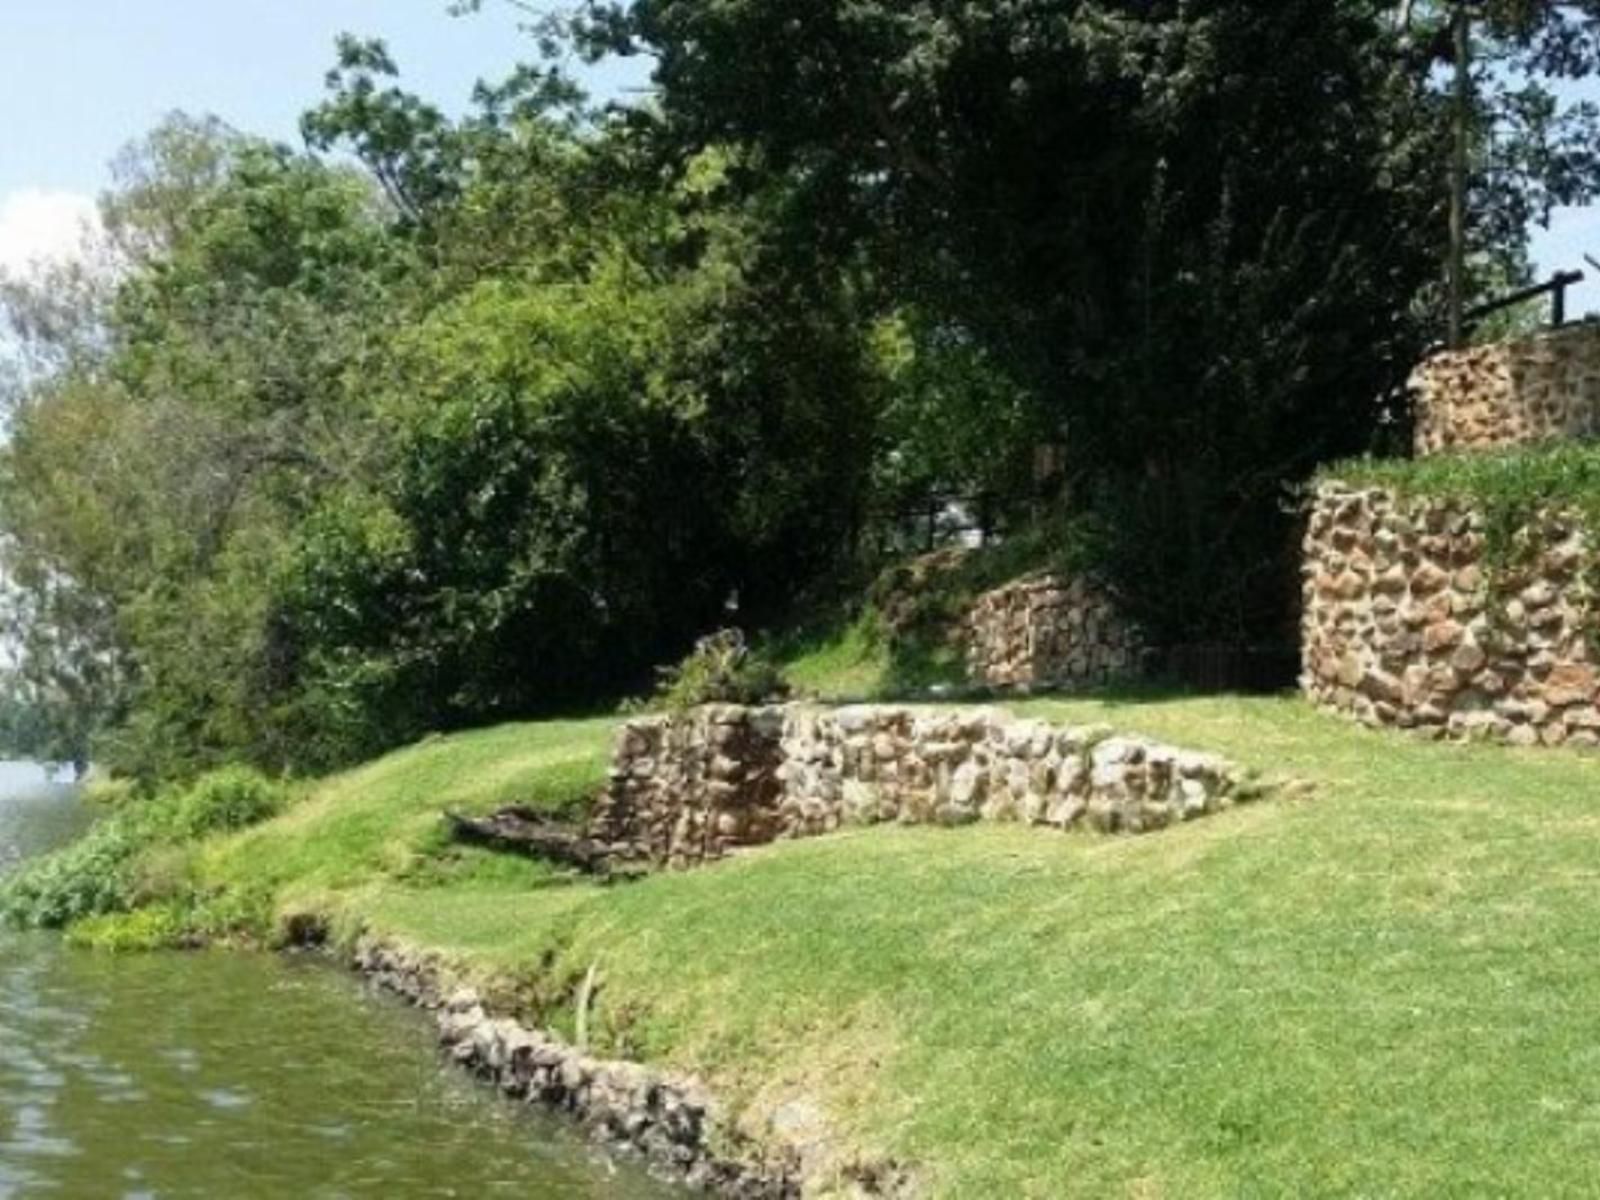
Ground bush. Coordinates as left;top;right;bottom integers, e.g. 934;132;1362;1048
65;904;192;952
56;882;278;953
0;812;154;928
647;629;790;711
0;765;287;932
82;776;138;809
174;766;285;838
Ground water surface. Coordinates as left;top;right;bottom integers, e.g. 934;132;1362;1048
0;769;676;1199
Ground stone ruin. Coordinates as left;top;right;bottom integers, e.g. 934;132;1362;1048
1302;484;1598;745
963;573;1143;690
588;703;1268;868
1411;322;1600;456
1304;323;1600;746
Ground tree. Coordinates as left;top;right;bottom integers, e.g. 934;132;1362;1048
0;59;889;779
273;145;882;753
557;1;1449;640
16;2;1598;783
0;116;403;783
1390;2;1600;339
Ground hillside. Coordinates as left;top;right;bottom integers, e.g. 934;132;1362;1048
65;691;1600;1196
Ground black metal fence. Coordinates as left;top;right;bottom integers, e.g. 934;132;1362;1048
863;492;1007;558
1464;269;1586;338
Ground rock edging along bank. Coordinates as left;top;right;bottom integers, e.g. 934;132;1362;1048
589;704;1270;868
351;937;914;1198
1302;480;1600;745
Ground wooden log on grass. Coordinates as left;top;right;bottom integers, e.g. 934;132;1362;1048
443;807;617;875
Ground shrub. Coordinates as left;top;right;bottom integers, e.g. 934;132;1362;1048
1;765;287;931
65;904;192;952
174;766;285;838
82;776;138;809
646;629;790;711
0;812;154;928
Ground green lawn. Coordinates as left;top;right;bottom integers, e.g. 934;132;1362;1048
198;717;618;916
191;693;1600;1197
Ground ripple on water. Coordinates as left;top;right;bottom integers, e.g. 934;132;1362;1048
1;780;678;1199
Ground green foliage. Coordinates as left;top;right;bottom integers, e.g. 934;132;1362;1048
273;235;873;743
174;766;286;839
0;681;89;770
0;115;405;784
2;73;884;778
644;629;789;712
61;883;281;952
573;0;1466;645
866;309;1044;519
10;1;1600;780
779;523;1101;700
0;810;154;928
0;766;285;931
1326;440;1600;515
82;776;137;809
65;904;192;953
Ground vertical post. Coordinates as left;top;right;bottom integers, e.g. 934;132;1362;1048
1448;0;1471;348
1554;277;1568;328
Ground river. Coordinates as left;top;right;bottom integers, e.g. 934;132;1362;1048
0;765;676;1199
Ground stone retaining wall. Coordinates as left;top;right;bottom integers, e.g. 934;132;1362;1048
1301;481;1600;745
1413;323;1600;456
964;573;1142;689
589;704;1264;868
587;706;789;869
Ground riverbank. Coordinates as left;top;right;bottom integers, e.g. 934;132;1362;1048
347;934;822;1198
17;693;1600;1195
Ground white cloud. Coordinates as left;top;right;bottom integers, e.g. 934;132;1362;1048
0;189;98;279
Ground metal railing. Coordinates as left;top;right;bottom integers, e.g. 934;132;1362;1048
1464;268;1585;335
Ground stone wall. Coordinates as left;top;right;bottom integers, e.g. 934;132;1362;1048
1301;481;1600;746
587;706;789;868
964;573;1142;689
1413;323;1600;456
589;703;1264;868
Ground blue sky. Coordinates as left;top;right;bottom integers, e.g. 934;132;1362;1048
1;5;1598;314
1531;204;1600;315
0;2;644;272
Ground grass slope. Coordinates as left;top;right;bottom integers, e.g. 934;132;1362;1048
198;717;617;909
775;531;1092;703
171;692;1600;1197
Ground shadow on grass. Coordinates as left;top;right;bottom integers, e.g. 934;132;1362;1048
799;672;1300;713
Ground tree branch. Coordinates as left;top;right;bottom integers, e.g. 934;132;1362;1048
865;92;948;191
